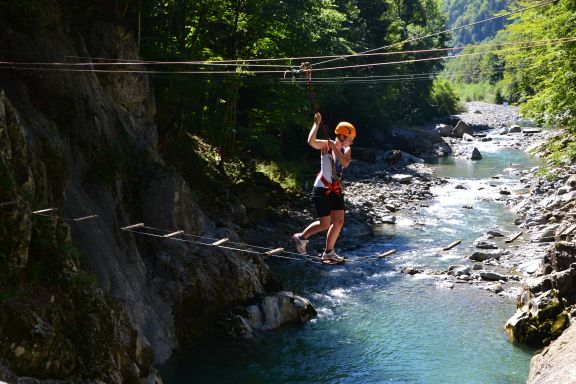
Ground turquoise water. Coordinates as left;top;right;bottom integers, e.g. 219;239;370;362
161;133;541;384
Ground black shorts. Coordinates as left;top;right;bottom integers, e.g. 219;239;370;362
312;187;345;217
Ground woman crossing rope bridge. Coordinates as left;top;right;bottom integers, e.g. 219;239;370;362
292;112;356;265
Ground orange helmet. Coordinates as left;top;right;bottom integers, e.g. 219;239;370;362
335;122;356;138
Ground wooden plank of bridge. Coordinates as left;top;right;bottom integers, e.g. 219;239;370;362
71;214;98;222
442;240;461;251
505;231;523;243
121;223;144;231
211;238;229;246
265;248;284;256
163;230;184;238
32;208;57;214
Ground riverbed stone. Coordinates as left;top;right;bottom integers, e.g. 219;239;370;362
238;292;317;337
452;121;473;138
470;147;482;160
480;271;507;281
436;124;454;137
505;289;569;346
470;250;503;261
391;174;413;184
531;225;559;243
474;239;498;249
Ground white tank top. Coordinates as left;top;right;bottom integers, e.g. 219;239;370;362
314;144;344;188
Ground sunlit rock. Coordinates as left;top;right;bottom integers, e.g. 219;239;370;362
452;121;473;138
505;289;569;346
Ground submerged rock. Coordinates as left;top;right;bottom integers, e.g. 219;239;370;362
470;147;482;160
231;292;317;339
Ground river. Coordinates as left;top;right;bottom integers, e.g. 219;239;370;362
161;129;542;383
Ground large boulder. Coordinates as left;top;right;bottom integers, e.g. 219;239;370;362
470;147;482;160
469;250;503;261
435;123;454;137
231;292;317;338
452;121;473;138
505;289;569;346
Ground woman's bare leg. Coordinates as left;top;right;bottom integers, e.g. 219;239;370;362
301;216;331;239
325;209;344;251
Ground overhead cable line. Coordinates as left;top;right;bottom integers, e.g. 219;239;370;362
1;35;571;69
2;37;574;77
311;0;557;67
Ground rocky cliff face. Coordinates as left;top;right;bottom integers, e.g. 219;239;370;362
0;1;272;381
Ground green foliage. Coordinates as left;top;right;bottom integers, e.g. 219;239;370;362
491;0;576;164
429;78;462;115
450;81;500;103
442;42;505;85
496;0;576;128
256;161;313;192
136;0;451;167
441;0;509;45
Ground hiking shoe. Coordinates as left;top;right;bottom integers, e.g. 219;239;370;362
292;233;308;254
321;249;344;263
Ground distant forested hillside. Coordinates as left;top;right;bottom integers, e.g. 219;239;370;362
442;0;509;45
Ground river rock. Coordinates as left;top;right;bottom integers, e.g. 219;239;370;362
450;266;471;277
452;121;473;138
480;271;507;281
402;267;423;275
550;242;576;271
380;216;397;224
470;147;482;160
531;224;559;243
505;289;569;346
523;128;541;134
391;174;413;184
469;250;503;261
508;125;522;133
239;292;317;337
462;133;474;142
436;124;454;137
486;283;504;293
474;239;498;249
528;265;576;298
